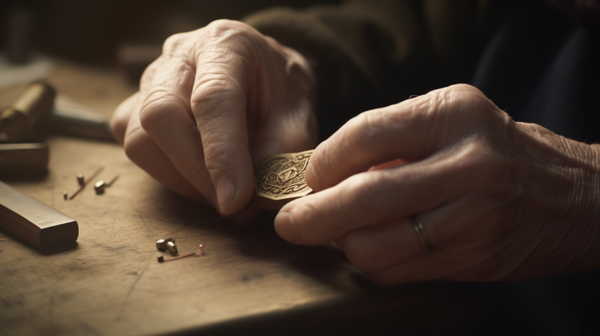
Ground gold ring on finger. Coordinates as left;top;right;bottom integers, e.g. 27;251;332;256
410;215;433;253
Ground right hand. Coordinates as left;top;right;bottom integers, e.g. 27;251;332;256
110;20;318;222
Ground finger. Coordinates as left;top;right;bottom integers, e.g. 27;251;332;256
111;92;141;145
123;92;205;202
340;217;424;273
352;194;520;286
306;84;505;191
190;21;263;215
138;36;217;206
248;43;319;164
276;154;463;245
275;137;511;246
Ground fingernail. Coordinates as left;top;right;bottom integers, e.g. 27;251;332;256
217;176;236;214
274;212;300;243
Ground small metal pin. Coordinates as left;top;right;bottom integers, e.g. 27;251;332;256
196;244;205;256
63;191;68;200
94;175;119;194
157;244;205;263
68;166;103;200
158;252;195;263
77;173;85;186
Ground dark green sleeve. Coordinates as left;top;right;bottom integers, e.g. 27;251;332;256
244;0;513;139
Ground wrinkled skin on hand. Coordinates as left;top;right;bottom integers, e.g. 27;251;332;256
275;84;600;286
111;20;318;223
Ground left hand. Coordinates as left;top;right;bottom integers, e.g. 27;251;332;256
274;84;600;286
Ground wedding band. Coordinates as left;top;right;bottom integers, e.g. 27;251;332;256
410;215;433;253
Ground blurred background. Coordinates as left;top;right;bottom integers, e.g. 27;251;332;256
0;0;340;149
0;0;340;83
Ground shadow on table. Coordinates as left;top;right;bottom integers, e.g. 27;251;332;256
150;189;494;335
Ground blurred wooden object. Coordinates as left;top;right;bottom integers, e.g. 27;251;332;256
0;61;491;336
0;180;78;250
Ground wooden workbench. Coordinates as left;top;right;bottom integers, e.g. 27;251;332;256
0;61;492;336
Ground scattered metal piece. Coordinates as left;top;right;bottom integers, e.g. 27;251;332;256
63;191;67;200
158;252;196;263
76;173;84;186
67;166;103;200
157;243;205;263
196;244;205;256
156;239;167;251
155;238;174;251
166;241;178;256
94;180;106;194
94;175;119;194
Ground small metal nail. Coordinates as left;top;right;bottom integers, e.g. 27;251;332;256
77;173;85;185
94;175;118;194
157;252;195;263
94;180;106;194
63;191;68;200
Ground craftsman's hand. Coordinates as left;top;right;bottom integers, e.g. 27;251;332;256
111;20;317;220
275;84;600;286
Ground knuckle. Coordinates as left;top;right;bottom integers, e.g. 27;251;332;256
109;118;127;143
191;75;244;120
458;140;510;183
202;140;241;171
426;84;502;130
139;91;186;131
162;32;190;56
139;58;161;89
123;127;152;164
350;107;398;140
205;19;254;40
202;20;260;61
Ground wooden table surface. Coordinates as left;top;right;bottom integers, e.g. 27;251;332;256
0;61;492;336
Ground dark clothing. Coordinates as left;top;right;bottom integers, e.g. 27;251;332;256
245;0;600;142
245;0;600;334
473;0;600;143
245;0;514;139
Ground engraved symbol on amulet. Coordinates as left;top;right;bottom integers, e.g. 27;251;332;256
254;150;314;200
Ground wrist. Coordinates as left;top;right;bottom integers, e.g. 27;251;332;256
513;122;600;275
572;143;600;271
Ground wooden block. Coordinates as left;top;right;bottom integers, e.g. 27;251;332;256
0;180;78;250
0;142;49;175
